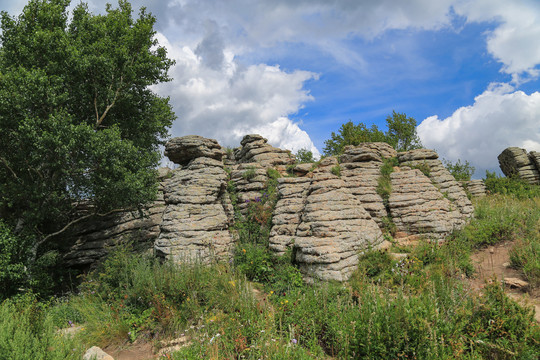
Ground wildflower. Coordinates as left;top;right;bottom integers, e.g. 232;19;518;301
291;339;297;344
68;320;73;327
242;248;246;253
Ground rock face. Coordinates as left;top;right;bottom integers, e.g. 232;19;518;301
398;149;474;223
63;136;476;282
462;180;487;197
498;147;540;184
155;147;234;263
165;135;224;166
389;169;463;240
234;134;295;167
340;143;397;226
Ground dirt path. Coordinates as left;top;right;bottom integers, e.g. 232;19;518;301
468;241;540;322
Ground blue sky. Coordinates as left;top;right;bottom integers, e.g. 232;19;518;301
2;0;540;177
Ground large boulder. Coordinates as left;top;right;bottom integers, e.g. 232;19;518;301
234;134;294;167
165;135;224;166
155;157;234;263
498;147;540;184
389;169;463;240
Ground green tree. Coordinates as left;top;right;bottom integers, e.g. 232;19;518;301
323;111;422;156
323;121;386;156
294;148;315;163
443;159;475;181
385;110;422;151
0;1;175;271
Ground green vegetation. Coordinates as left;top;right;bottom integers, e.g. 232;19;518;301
323;111;422;156
331;164;341;177
242;166;258;181
406;160;431;177
2;187;540;358
444;159;476;181
377;157;398;211
294;148;316;163
484;171;540;198
0;0;174;296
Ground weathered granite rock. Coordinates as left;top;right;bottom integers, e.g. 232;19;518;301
462;180;487;197
530;151;540;171
498;147;540;184
83;347;114;360
339;145;390;225
234;134;294;167
269;177;311;254
389;169;463;240
397;149;438;162
292;171;384;282
398;152;474;221
155;156;234;263
165;135;224;166
340;142;397;163
62;169;170;267
62;136;477;283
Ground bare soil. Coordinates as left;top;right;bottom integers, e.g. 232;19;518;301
468;241;540;322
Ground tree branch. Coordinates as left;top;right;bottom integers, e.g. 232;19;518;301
95;75;124;129
0;156;19;180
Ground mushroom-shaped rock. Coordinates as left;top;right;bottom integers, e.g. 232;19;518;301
165;135;224;166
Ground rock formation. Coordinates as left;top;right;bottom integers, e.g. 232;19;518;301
461;180;487;197
498;147;540;184
63;134;476;282
154;137;234;263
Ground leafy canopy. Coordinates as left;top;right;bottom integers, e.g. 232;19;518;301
443;159;475;181
323;111;422;156
0;0;175;245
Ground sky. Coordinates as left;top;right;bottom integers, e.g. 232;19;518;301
2;0;540;178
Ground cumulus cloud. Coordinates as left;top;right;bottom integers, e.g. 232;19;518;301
153;33;320;156
454;0;540;81
417;83;540;177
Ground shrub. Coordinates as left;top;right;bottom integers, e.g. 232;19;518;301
295;148;315;163
242;166;257;181
443;158;475;181
484;171;540;199
330;165;341;177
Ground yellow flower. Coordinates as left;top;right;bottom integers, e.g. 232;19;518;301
242;248;246;253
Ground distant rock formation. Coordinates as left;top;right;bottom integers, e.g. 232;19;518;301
63;134;476;282
498;147;540;184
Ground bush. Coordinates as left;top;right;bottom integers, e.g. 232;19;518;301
242;166;257;180
0;293;83;359
294;148;315;163
0;221;30;299
330;165;341;177
443;158;475;181
484;171;540;198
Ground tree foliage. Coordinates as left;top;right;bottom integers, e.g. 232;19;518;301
294;148;316;163
443;159;475;181
0;1;175;257
323;111;422;156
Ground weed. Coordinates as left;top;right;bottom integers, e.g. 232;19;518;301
242;166;257;181
330;165;341;177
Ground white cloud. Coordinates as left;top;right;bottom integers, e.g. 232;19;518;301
454;0;540;80
418;84;540;177
153;33;319;155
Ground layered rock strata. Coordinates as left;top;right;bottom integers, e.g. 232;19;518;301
340;143;398;225
154;138;234;263
397;149;474;224
389;169;463;240
234;134;295;167
63;135;477;282
462;180;487;197
498;147;540;184
62;171;168;267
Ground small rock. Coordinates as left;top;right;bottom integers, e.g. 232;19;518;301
83;346;114;360
502;262;511;268
489;247;495;254
389;253;408;260
504;277;529;289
